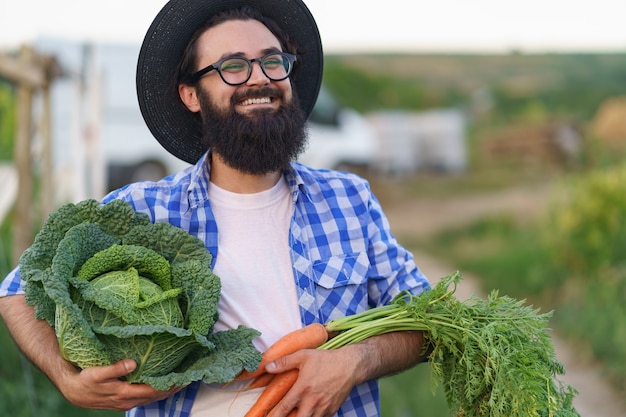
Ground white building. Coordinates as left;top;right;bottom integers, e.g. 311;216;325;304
368;109;467;175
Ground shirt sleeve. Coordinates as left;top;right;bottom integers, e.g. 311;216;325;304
0;266;24;296
366;188;430;307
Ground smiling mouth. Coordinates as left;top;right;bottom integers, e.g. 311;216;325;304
239;97;273;106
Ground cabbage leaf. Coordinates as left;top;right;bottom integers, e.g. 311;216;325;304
19;199;261;390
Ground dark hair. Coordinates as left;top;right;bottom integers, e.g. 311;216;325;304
177;6;299;86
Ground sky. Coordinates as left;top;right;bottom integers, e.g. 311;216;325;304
1;0;625;53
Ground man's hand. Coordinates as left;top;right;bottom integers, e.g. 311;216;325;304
0;295;180;411
61;359;182;410
263;331;426;417
264;348;360;417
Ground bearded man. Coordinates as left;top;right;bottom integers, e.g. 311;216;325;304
0;1;431;416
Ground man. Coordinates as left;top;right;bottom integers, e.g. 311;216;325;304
0;1;430;416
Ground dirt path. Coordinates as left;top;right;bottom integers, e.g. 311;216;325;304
380;181;626;417
382;183;556;238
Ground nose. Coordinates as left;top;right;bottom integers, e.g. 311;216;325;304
246;61;270;86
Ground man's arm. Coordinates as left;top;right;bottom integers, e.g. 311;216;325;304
350;330;427;380
0;294;180;410
265;330;428;417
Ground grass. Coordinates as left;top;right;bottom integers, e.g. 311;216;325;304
420;215;567;298
0;320;123;417
380;362;450;417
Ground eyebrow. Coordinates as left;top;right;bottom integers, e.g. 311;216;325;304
216;47;283;61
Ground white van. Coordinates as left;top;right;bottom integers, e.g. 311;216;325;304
101;54;379;189
105;84;380;190
299;86;379;171
104;85;380;190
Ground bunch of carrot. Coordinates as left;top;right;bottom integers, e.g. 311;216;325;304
238;272;579;417
236;323;330;417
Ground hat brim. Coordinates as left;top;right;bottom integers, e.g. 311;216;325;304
136;0;323;164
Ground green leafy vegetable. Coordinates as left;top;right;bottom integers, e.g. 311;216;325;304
19;199;261;390
322;272;580;417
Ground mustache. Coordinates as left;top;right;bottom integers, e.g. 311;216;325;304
230;86;284;104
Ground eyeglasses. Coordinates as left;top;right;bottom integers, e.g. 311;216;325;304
187;52;297;85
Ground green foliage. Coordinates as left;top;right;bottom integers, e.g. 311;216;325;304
554;268;626;385
0;321;122;417
323;59;431;112
545;165;626;275
323;53;626;124
18;199;261;391
542;166;626;388
430;216;566;296
380;362;450;417
0;81;15;160
323;273;579;417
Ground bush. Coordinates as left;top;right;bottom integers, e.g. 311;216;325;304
0;81;15;161
545;165;626;276
543;165;626;388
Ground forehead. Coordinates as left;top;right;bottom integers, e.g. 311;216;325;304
197;19;283;61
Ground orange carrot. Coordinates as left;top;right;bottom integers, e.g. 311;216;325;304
247;372;275;389
235;323;328;381
244;369;299;417
220;371;275;391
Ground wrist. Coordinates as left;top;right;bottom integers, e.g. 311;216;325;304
339;343;374;385
342;331;427;384
54;362;80;399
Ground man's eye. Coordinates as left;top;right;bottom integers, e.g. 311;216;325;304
221;60;247;72
263;57;283;69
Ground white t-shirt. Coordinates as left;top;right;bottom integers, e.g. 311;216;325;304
190;177;302;416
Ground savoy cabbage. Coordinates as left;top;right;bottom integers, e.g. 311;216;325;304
19;199;261;390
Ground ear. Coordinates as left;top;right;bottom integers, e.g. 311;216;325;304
178;84;201;112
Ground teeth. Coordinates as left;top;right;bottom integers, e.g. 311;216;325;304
241;97;271;106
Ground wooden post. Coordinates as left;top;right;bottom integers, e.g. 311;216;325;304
12;46;35;266
40;77;54;219
0;46;60;265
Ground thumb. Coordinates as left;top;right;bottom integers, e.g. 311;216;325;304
94;359;137;380
265;354;296;374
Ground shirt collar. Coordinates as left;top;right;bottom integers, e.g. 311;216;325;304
187;151;212;209
284;162;308;203
187;150;308;208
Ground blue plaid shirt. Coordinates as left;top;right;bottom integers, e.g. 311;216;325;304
1;151;429;417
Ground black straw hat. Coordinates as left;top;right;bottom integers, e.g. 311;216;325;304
136;0;323;164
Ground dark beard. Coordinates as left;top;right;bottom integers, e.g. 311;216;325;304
197;85;308;175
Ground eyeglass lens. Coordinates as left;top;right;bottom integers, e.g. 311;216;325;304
219;53;292;85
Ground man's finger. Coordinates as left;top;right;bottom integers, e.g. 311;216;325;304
87;359;137;381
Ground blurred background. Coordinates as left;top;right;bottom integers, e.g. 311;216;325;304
1;1;626;416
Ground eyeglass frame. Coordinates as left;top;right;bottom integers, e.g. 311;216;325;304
185;51;297;86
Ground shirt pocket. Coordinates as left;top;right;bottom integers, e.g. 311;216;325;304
311;252;370;323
